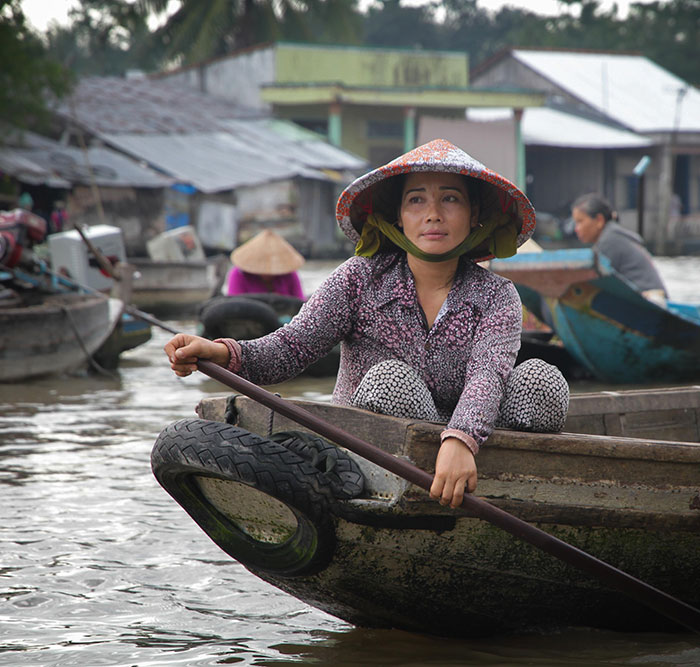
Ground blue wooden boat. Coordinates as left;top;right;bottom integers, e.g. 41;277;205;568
93;310;152;369
489;248;700;384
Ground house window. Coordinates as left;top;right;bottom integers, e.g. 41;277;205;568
367;121;403;138
293;119;328;136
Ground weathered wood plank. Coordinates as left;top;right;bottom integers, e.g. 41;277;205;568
567;386;700;415
565;386;700;440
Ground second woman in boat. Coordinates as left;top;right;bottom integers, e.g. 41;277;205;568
165;139;569;509
225;228;306;300
572;192;667;305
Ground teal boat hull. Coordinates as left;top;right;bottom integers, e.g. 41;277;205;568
490;249;700;384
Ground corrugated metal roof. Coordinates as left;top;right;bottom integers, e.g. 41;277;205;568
0;150;70;188
467;106;653;148
0;131;172;188
58;77;366;193
221;119;366;171
23;145;171;188
57;76;261;135
511;50;700;134
100;132;322;193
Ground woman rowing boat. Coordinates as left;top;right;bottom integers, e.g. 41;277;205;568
164;139;569;508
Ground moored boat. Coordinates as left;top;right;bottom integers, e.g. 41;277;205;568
93;310;152;369
0;290;122;382
488;248;700;384
151;387;700;637
130;257;218;317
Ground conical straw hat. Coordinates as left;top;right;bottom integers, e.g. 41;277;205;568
335;138;536;263
230;229;305;275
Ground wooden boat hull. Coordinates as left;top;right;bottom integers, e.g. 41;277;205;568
93;313;152;369
130;258;216;317
151;392;700;637
489;249;700;384
0;292;121;382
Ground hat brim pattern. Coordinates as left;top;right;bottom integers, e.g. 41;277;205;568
336;139;536;263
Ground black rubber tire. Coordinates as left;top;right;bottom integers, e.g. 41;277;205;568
270;430;364;499
199;296;280;340
151;418;337;577
240;293;305;320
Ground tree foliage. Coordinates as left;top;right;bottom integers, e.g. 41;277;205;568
438;1;547;66
142;0;363;66
29;0;700;86
363;0;440;50
0;0;72;135
44;0;164;76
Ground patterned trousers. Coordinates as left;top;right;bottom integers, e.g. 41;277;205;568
351;358;570;433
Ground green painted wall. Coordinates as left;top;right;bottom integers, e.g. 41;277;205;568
275;43;468;87
343;113;368;159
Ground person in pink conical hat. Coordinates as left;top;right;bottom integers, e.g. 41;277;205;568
225;229;306;300
164;139;569;507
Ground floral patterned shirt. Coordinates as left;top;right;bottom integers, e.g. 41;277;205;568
238;252;522;446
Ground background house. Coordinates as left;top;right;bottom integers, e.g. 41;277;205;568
51;75;366;257
157;42;545;186
0;127;173;254
470;48;700;253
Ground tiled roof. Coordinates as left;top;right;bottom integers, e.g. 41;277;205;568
57;76;261;135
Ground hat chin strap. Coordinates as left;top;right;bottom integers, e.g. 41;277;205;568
355;213;518;261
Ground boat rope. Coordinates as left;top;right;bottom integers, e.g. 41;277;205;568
267;394;282;435
60;304;117;379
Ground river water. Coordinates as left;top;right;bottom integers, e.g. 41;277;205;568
1;258;700;666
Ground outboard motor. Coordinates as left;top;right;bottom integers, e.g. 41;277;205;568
0;209;47;268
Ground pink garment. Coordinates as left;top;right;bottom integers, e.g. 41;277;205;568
226;266;305;300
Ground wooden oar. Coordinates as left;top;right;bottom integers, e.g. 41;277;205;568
64;231;700;632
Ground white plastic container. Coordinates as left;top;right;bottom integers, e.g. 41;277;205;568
146;225;205;262
48;224;126;292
